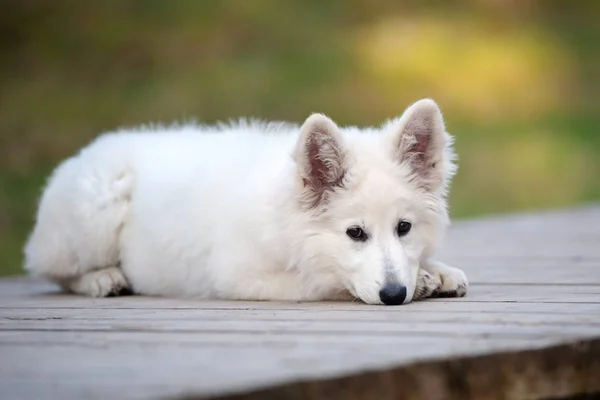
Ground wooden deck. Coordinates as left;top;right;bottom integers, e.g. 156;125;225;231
1;206;599;400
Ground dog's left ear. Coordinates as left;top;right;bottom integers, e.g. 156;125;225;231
393;99;456;192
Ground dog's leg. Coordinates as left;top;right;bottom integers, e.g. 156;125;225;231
215;268;312;301
420;259;468;298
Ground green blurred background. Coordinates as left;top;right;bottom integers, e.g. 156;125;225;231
1;1;599;276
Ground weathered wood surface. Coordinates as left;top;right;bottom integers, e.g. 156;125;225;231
1;206;599;400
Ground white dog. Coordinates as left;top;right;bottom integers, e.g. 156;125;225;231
24;99;468;305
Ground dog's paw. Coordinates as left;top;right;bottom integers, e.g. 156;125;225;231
413;268;442;301
431;265;468;298
68;266;132;297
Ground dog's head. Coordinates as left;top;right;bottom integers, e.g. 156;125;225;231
291;99;456;305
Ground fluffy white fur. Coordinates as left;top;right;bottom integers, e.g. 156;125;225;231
24;99;468;305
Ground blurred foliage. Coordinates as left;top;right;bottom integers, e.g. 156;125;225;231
1;0;599;275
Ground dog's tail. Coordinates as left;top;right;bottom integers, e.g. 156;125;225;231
24;134;135;287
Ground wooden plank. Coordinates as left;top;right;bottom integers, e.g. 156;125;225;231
449;259;600;284
437;207;600;260
2;307;600;323
2;318;598;338
0;333;581;400
2;295;600;311
0;331;557;350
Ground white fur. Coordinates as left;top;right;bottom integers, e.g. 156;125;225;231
24;99;468;305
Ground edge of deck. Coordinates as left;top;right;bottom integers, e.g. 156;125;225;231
192;339;600;400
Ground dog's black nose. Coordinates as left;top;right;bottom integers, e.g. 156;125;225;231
379;283;407;305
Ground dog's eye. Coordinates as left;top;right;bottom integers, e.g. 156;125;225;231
346;226;368;241
396;220;412;236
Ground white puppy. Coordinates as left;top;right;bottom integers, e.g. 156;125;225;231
24;99;468;305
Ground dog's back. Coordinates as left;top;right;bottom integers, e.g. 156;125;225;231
24;123;298;296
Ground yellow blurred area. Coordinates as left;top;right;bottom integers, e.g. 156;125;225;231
356;15;570;120
0;1;599;275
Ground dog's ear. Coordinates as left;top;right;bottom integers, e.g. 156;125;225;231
393;99;456;192
295;113;346;207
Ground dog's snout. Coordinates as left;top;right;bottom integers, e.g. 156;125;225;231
379;283;407;305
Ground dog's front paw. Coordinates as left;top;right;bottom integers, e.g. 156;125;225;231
433;265;468;298
421;260;468;298
413;268;442;301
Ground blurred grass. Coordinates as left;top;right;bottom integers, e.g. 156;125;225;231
1;1;599;276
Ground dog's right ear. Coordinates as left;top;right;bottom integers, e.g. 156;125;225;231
294;113;347;207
